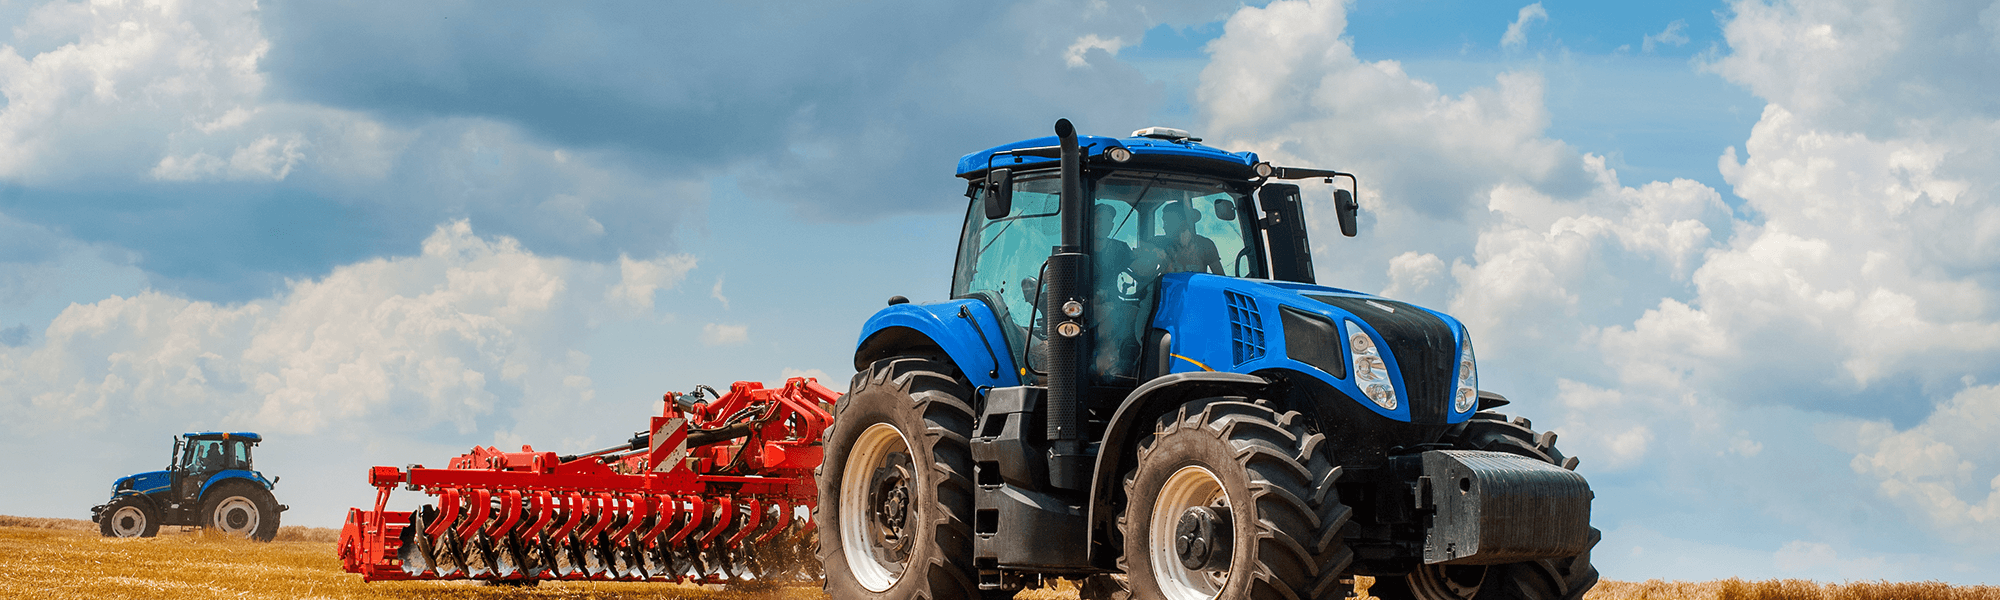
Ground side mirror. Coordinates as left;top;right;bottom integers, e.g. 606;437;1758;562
1333;188;1358;237
1213;198;1236;221
1020;275;1040;305
984;168;1014;220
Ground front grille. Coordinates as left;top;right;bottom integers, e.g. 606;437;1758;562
1225;291;1266;365
1306;294;1456;423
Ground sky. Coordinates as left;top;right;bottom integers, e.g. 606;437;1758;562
1;0;1996;584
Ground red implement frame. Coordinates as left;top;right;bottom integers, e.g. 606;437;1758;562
337;377;835;584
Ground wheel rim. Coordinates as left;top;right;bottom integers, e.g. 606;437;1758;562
839;422;915;593
1150;465;1231;600
1406;564;1487;600
211;496;258;536
109;505;147;537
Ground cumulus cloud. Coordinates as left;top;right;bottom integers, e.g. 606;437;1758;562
0;221;695;437
1840;383;2000;541
0;0;712;301
1502;3;1548;49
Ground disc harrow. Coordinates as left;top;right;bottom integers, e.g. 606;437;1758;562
338;377;835;585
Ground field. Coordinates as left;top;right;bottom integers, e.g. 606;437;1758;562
2;517;1993;600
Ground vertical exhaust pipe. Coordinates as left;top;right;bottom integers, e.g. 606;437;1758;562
1045;118;1088;491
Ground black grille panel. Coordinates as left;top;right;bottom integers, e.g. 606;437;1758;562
1306;294;1456;423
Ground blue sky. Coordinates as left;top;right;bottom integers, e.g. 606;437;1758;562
2;0;1997;584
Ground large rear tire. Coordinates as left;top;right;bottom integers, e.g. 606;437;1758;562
817;356;984;600
99;496;161;538
1119;398;1351;600
1368;413;1600;600
201;480;282;541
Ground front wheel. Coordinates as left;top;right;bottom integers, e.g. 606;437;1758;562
1120;398;1350;600
816;356;982;600
99;496;161;538
1369;413;1600;600
201;480;281;541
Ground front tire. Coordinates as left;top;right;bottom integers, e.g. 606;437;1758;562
201;480;281;541
817;356;983;600
1120;398;1350;600
1369;413;1600;600
99;496;161;538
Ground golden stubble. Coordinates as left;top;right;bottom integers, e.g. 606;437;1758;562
2;520;1994;600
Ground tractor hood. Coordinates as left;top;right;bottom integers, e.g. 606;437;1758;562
1152;273;1475;425
112;469;174;498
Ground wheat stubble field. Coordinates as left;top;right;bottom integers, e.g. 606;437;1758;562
1;517;1993;600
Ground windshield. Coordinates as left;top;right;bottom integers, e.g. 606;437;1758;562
952;170;1258;384
179;439;252;472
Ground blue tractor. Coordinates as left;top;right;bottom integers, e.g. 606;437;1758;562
92;432;286;541
816;121;1597;600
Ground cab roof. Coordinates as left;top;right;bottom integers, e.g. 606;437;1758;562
183;432;262;442
956;131;1262;181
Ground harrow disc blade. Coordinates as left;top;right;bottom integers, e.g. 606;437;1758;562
519;537;553;579
493;538;524;579
642;541;677;582
550;536;584;578
463;535;497;579
432;533;467;578
616;542;648;580
398;510;436;576
582;537;613;578
669;542;701;580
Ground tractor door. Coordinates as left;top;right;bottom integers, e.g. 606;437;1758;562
951;173;1063;378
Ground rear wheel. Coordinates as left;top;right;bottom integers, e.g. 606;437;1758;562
1119;398;1350;600
201;480;282;541
1368;413;1600;600
817;356;983;600
99;496;161;538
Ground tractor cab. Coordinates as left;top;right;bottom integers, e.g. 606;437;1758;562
92;431;285;540
946;127;1355;395
171;432;262;499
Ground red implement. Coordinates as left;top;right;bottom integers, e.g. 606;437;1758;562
337;377;835;585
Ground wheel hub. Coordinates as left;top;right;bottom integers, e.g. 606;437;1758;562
867;453;915;561
1174;505;1231;570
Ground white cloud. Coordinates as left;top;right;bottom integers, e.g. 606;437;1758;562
781;367;830;382
1642;19;1689;53
607;253;698;315
0;221;697;437
710;276;730;310
1841;384;2000;541
0;0;269;183
701;323;748;346
1501;3;1548;49
1380;251;1444;299
1065;34;1127;68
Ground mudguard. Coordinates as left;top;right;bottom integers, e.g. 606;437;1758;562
198;469;273;498
854;299;1020;390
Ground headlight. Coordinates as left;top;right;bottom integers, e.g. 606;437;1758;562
1453;334;1477;413
1346;320;1396;410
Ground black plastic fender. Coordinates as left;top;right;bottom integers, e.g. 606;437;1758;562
1084;371;1271;567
